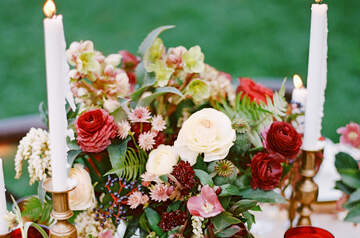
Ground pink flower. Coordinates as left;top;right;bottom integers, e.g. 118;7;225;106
152;115;166;132
127;191;143;209
117;120;131;139
138;131;156;151
187;185;224;218
150;183;169;202
99;230;113;238
141;194;149;205
128;106;151;123
337;122;360;149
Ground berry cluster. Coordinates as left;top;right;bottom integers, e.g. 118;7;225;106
96;175;142;226
158;210;187;232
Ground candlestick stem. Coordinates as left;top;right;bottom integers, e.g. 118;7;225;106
43;178;77;238
295;150;321;226
0;233;10;238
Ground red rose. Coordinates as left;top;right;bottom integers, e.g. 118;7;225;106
236;77;273;104
250;152;284;190
75;109;117;153
119;50;139;71
263;121;302;159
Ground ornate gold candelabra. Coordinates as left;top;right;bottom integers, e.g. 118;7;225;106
43;178;77;238
294;150;322;226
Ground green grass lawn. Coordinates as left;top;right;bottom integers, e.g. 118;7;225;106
0;0;359;141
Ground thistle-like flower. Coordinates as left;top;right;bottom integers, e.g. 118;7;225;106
214;160;237;177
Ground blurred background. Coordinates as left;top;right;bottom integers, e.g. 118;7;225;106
0;0;359;200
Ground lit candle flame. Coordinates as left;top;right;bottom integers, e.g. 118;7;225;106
293;74;303;89
43;0;56;18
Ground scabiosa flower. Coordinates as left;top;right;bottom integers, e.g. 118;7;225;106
152;115;166;132
214;160;237;177
337;122;360;149
117;120;131;139
158;210;188;232
149;183;169;202
138;131;156;151
127;191;143;209
128;106;151;123
170;161;198;195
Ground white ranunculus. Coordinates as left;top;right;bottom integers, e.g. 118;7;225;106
69;164;95;210
146;145;179;176
174;108;236;165
103;99;121;113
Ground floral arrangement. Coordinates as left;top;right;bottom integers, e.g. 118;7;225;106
334;122;360;224
13;26;303;238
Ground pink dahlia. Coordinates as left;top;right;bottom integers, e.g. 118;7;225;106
138;131;156;151
150;183;169;202
75;109;117;153
187;185;224;218
337;122;360;149
127;191;143;209
128;106;151;123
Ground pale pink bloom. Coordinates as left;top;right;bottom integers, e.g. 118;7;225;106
167;46;187;68
141;172;161;183
141;194;149;205
337;122;360;149
150;183;169;202
127;191;143;209
117;120;131;139
138;131;155;151
152;115;166;132
99;230;113;238
128;106;151;123
187;185;224;218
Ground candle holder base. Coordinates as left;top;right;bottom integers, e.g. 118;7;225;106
43;178;77;238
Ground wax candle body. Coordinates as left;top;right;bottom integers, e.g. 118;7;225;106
292;87;307;106
0;159;9;235
303;4;328;150
43;15;68;191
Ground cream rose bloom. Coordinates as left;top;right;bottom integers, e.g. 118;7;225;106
69;164;95;210
146;145;179;176
174;108;236;165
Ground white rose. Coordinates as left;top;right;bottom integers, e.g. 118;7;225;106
146;145;179;176
103;99;121;113
69;164;95;210
174;108;236;165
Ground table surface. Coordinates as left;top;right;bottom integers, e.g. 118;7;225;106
252;204;360;238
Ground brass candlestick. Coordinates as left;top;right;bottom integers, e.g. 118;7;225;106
294;150;321;226
43;178;77;238
0;233;11;238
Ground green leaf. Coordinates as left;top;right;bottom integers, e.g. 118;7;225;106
335;152;359;171
219;184;241;197
67;149;82;167
39;102;49;127
138;87;184;106
159;175;169;183
22;197;42;221
347;188;360;204
145;207;164;236
167;201;181;212
238;188;286;203
139;213;151;233
344;204;360;223
124;217;140;238
220;197;232;210
212;212;241;233
335;180;355;194
231;199;258;214
216;226;241;237
339;169;360;189
193;155;208;171
138;25;175;56
194;169;214;187
242;211;255;230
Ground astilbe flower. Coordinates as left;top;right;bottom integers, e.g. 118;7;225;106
14;128;51;185
158;210;188;232
170;161;198;195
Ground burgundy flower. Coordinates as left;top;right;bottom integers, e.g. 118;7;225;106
170;161;198;196
236;77;273;104
187;185;224;218
263;121;302;159
75;109;117;153
119;50;139;71
158;210;187;232
250;152;284;190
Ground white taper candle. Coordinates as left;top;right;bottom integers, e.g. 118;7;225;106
0;159;9;235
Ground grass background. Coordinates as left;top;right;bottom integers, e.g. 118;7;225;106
0;0;359;141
